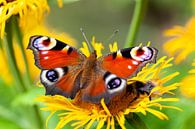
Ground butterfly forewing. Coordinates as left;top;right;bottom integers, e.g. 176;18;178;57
99;46;158;78
28;36;86;69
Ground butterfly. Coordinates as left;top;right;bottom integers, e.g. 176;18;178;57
28;36;158;104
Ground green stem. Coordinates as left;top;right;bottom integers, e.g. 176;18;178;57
124;0;148;47
12;16;32;89
5;16;44;129
33;105;44;129
4;17;27;92
12;17;44;129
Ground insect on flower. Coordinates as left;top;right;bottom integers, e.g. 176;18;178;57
32;35;180;129
28;30;158;108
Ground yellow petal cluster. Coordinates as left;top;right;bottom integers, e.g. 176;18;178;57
180;60;195;99
0;0;63;38
163;17;195;64
80;37;104;58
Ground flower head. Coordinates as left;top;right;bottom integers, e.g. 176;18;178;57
180;60;195;99
163;17;195;64
37;40;181;129
0;0;63;38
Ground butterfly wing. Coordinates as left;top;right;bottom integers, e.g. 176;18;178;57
28;36;86;69
28;36;86;98
40;66;82;98
81;69;127;104
99;46;158;78
81;46;157;104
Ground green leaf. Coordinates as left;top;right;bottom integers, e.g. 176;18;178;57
0;117;22;129
12;16;32;89
0;106;30;129
4;16;26;92
125;113;149;129
12;86;45;106
0;106;19;123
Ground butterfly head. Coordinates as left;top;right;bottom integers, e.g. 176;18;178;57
89;50;97;59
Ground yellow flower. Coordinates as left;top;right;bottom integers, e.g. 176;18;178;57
37;41;181;129
80;37;104;58
180;60;195;99
0;0;62;38
0;49;12;84
0;23;76;83
163;17;195;64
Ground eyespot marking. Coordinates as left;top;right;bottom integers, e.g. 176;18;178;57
130;46;153;61
41;67;68;86
107;77;121;89
46;70;59;82
32;36;57;50
104;73;126;95
42;38;50;46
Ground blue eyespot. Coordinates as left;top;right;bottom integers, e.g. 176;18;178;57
46;70;59;82
107;77;121;89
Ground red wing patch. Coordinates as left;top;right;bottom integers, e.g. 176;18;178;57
37;50;83;69
100;47;158;78
28;36;85;69
81;77;109;103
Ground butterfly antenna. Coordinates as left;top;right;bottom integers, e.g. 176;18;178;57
80;28;93;52
107;29;119;43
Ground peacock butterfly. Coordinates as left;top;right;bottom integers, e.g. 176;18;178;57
28;36;158;104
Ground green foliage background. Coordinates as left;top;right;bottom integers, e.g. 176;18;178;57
0;0;195;129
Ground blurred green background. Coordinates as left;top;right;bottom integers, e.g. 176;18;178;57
48;0;191;47
1;0;195;129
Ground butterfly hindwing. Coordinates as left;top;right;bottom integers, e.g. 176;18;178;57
81;69;126;104
100;46;158;78
40;66;82;98
28;36;86;69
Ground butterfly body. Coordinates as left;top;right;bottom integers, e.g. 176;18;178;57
28;36;158;104
80;51;97;89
